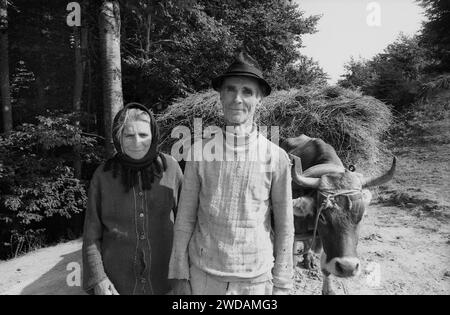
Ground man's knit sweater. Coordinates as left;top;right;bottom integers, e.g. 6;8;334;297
168;127;294;289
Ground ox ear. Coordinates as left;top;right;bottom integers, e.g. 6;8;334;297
293;196;316;218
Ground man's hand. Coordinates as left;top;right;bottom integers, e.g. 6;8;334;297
94;278;119;295
272;286;290;295
170;279;192;295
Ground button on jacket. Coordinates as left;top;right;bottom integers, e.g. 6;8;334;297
82;154;183;295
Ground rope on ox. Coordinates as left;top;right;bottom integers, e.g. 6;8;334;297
304;189;363;255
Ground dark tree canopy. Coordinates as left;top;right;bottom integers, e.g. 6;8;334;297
120;0;321;109
8;0;74;119
198;0;319;71
419;0;450;72
4;0;324;125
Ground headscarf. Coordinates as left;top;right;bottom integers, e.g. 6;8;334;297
103;102;167;192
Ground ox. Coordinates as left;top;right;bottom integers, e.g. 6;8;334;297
281;135;396;295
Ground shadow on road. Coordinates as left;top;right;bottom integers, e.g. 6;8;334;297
20;249;86;295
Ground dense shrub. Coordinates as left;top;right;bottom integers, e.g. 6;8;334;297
419;73;450;101
419;0;450;73
157;85;393;174
393;86;450;146
339;35;432;112
0;112;104;260
265;55;329;90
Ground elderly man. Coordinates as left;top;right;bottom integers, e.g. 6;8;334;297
169;52;294;295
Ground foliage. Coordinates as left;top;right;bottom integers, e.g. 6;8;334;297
419;0;450;72
198;0;320;72
5;0;104;134
419;73;450;100
157;86;392;173
392;87;450;146
339;57;375;90
122;0;240;108
339;1;450;111
0;112;104;260
8;0;75;116
339;34;431;112
121;0;322;110
6;0;324;119
266;55;329;90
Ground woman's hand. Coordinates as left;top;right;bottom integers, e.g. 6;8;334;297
94;278;120;295
170;279;192;295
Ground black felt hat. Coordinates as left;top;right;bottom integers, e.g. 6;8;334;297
212;52;271;96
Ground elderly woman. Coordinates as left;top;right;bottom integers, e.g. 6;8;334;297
82;102;183;295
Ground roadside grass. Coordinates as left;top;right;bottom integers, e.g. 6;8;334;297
376;90;450;220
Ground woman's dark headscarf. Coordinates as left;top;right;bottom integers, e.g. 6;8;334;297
104;102;167;192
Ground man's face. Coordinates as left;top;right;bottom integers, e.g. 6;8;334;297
121;120;152;160
220;76;262;126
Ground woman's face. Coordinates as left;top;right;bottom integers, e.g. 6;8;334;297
121;120;152;160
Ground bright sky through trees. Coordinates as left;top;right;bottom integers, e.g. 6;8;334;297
296;0;425;83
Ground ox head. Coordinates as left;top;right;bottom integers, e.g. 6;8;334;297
292;158;396;278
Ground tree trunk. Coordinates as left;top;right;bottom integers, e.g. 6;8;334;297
144;9;152;58
99;0;123;158
73;28;86;114
73;26;87;179
34;73;46;111
0;0;12;133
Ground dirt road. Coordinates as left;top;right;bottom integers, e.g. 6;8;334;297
0;200;448;295
0;240;84;295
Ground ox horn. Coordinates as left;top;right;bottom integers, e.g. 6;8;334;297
292;173;321;188
288;153;322;189
361;157;397;188
289;163;320;189
303;163;345;177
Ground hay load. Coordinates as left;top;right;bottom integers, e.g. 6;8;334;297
156;85;393;172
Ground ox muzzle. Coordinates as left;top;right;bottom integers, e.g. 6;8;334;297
314;190;372;278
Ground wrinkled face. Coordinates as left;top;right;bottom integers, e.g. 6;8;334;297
121;120;152;160
317;172;372;277
220;76;262;126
